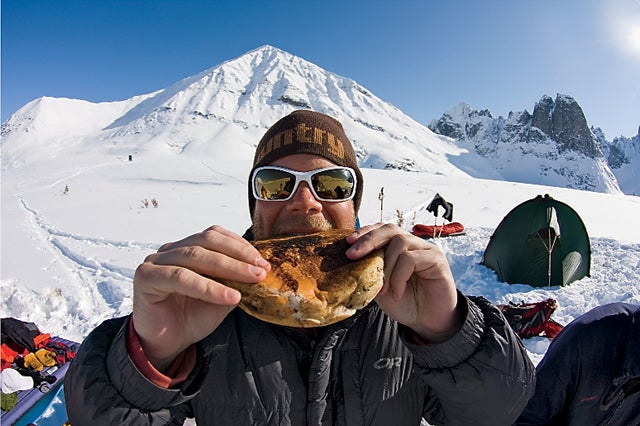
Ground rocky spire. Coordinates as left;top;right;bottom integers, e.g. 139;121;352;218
531;94;602;157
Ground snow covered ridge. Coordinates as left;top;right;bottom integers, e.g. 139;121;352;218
1;44;638;196
429;95;640;196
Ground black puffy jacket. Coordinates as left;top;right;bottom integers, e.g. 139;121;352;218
514;303;640;426
65;294;535;425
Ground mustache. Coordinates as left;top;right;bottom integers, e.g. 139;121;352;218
271;215;334;236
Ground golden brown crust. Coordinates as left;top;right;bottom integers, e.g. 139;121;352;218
222;229;384;327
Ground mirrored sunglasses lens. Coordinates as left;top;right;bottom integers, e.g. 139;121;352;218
254;169;295;200
311;169;355;200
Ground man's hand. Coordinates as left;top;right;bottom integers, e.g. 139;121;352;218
346;223;462;343
132;225;270;370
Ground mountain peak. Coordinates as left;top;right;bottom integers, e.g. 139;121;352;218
531;93;600;157
1;46;468;178
429;94;624;194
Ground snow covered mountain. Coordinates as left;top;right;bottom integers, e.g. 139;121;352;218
2;45;494;181
428;95;639;195
4;46;635;197
594;127;640;196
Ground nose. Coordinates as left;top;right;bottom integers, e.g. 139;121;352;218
286;182;323;213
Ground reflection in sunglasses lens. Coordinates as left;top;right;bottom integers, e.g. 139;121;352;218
255;169;295;200
312;170;353;200
254;167;355;201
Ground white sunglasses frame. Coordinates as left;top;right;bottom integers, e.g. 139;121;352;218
251;165;357;202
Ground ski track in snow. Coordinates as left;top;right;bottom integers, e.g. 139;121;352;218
2;197;161;339
19;196;158;252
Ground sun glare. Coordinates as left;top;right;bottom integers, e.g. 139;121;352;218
604;1;640;60
629;25;640;55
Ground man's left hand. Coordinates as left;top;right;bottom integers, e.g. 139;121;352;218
346;223;462;343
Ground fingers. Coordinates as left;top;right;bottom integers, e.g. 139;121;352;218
384;247;450;300
160;225;268;266
159;225;240;252
152;225;270;281
345;223;398;258
137;225;270;308
132;225;263;366
145;245;268;284
364;227;460;341
134;262;242;306
346;224;453;299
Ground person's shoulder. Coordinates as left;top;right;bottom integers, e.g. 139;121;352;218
73;316;127;355
555;303;639;345
81;316;128;343
572;303;639;327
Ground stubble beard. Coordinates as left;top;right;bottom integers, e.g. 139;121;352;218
252;214;336;239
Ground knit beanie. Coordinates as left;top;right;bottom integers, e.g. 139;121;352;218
248;110;363;216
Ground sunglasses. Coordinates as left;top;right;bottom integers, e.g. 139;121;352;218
252;166;357;202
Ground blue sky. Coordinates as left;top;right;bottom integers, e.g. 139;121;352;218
2;0;639;138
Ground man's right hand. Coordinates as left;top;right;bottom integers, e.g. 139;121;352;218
131;225;270;371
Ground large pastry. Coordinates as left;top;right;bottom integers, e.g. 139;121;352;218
222;229;384;327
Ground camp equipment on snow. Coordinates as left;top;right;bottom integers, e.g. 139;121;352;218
1;319;41;356
498;299;564;339
1;318;77;425
415;193;460;239
427;193;454;222
1;369;34;394
412;222;465;239
482;194;591;287
23;350;56;372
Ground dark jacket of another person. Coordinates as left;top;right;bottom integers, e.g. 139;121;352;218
514;302;640;425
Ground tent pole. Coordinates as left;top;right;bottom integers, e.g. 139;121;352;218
546;228;559;287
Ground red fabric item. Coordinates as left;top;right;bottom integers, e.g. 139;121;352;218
33;333;52;348
412;222;465;238
408;331;429;346
1;343;20;370
127;318;196;389
542;319;564;339
499;298;564;339
44;340;77;364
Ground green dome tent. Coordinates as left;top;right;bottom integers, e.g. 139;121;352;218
482;194;591;287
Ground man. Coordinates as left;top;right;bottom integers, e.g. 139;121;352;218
514;302;640;425
65;110;535;425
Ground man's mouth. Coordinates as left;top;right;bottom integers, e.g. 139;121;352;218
271;216;334;237
278;227;330;237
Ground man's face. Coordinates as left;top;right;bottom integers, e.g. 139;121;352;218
252;154;357;239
